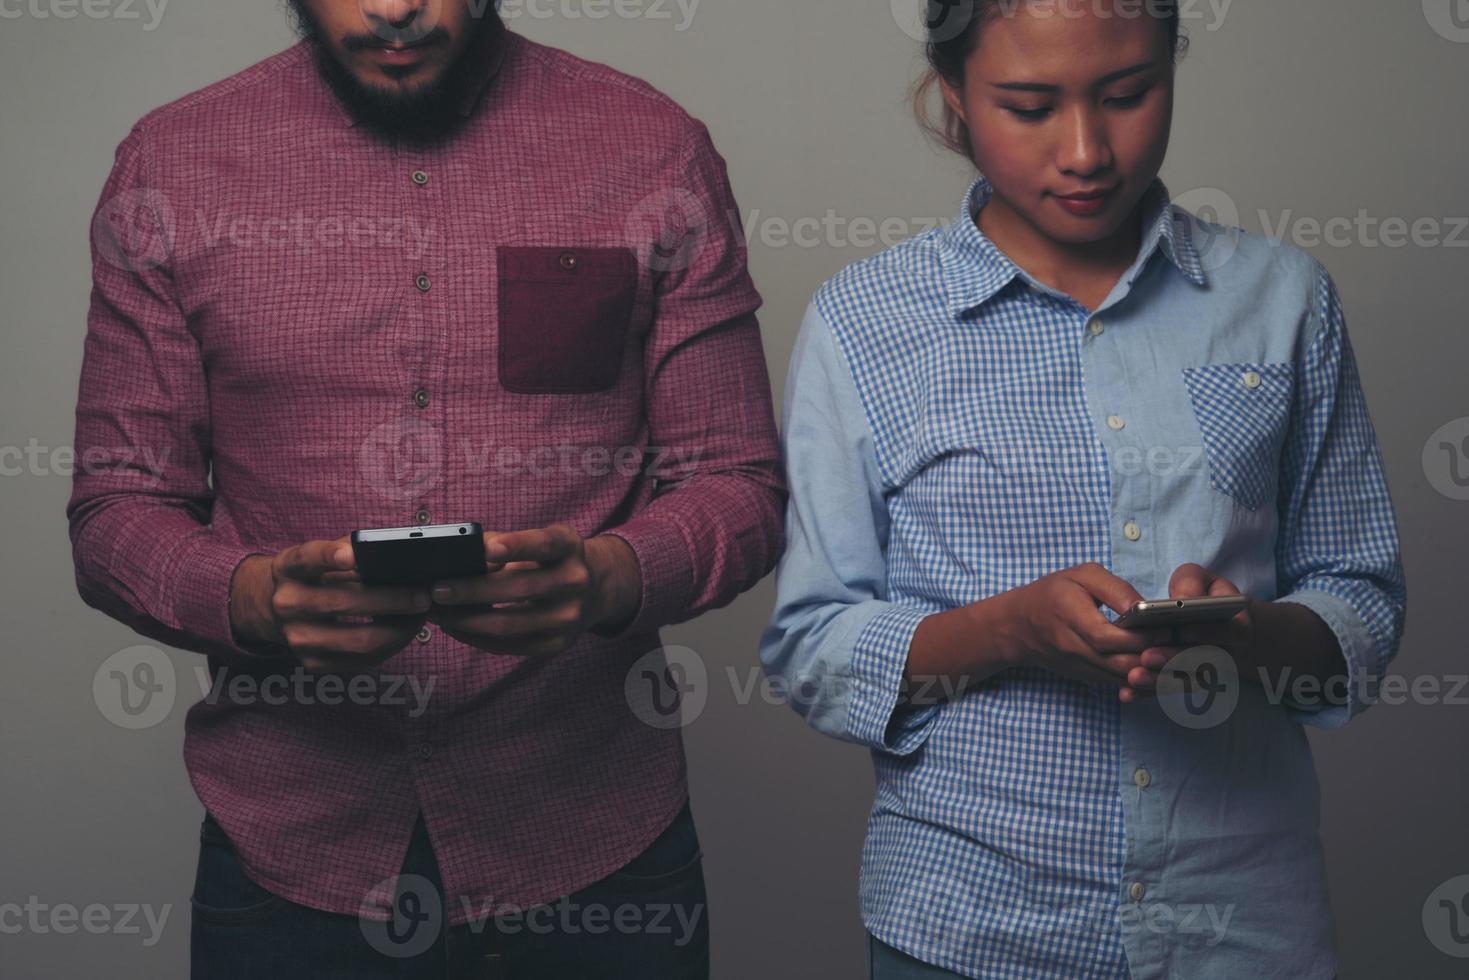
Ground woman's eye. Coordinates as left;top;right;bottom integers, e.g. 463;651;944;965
1106;89;1149;108
1005;106;1052;121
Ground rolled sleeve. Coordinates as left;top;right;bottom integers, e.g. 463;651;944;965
1272;260;1407;728
758;303;940;755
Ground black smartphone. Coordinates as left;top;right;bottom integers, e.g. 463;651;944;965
350;522;486;587
1114;595;1249;629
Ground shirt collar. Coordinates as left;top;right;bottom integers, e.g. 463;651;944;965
318;17;512;130
937;172;1208;318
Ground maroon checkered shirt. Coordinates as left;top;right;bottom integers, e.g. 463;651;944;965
67;21;785;923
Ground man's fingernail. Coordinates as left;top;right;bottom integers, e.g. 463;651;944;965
485;542;507;559
334;546;353;565
431;585;452;602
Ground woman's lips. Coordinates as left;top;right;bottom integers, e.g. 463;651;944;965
1054;187;1118;217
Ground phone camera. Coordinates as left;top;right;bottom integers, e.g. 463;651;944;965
459;526;467;534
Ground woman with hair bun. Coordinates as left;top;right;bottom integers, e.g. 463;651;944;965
760;2;1404;977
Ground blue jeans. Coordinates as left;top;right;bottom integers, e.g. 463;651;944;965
868;933;966;979
191;803;708;979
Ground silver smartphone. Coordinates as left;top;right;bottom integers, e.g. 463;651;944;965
1114;595;1249;629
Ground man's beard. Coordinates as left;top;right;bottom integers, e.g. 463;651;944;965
285;0;500;141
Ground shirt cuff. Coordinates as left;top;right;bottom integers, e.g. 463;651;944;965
1271;588;1376;729
170;541;288;662
846;605;942;754
590;515;694;639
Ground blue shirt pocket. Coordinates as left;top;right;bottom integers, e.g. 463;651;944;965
1180;361;1295;511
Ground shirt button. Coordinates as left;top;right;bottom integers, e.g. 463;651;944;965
559;251;578;271
1130;882;1146;902
413;388;430;409
1123;521;1142;542
1133;767;1151;788
416;625;433;644
411;169;429;186
415;508;432;525
1107;415;1126;430
1241;370;1262;389
415;273;432;293
418;743;433;760
1088;318;1105;336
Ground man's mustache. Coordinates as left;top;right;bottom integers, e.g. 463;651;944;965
343;24;451;52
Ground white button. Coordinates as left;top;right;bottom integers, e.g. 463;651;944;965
1107;415;1126;430
1088;319;1105;336
1133;768;1151;788
1123;521;1141;541
1241;370;1262;389
1130;882;1146;902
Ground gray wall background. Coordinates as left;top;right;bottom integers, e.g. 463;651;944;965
2;1;1466;976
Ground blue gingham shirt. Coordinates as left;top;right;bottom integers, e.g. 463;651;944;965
759;175;1406;979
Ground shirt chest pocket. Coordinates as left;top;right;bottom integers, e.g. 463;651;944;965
497;246;637;394
1180;361;1295;511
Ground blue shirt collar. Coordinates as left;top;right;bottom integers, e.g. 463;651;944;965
938;173;1208;318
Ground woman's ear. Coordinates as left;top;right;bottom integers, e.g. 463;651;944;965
937;74;966;127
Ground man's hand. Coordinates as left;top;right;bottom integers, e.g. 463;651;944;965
230;535;431;672
426;524;641;656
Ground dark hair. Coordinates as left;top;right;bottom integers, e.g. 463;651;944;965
913;0;1190;157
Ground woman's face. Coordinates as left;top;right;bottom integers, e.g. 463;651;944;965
941;2;1175;249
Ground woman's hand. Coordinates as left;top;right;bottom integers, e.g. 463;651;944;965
1140;563;1255;678
996;563;1180;700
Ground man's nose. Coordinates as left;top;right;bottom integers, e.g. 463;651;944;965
361;0;431;34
